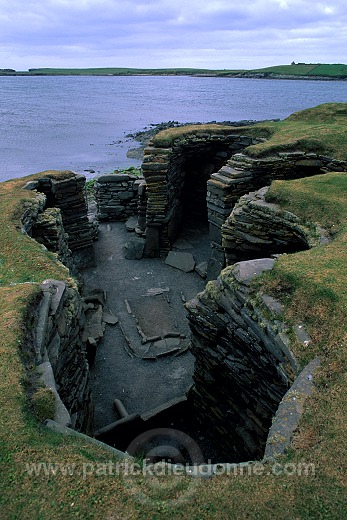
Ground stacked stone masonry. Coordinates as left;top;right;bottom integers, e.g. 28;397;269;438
186;258;299;461
206;152;347;276
19;173;99;432
23;171;97;269
94;173;144;222
142;132;262;257
34;172;96;250
140;128;346;268
34;279;94;432
221;186;328;264
31;207;75;272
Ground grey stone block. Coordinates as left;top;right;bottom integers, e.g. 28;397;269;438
37;361;71;427
165;251;195;273
123;237;145;260
195;261;208;278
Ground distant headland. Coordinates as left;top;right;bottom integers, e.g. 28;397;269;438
1;63;347;80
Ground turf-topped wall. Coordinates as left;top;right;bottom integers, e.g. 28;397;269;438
10;171;98;432
185;192;329;460
140;126;346;278
186;258;301;461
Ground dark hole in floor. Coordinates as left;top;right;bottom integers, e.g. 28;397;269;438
94;399;262;465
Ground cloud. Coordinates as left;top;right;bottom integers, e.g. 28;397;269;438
0;0;346;69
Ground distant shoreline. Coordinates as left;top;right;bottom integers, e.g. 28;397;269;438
1;63;347;80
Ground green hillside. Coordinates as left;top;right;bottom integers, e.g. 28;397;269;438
2;63;346;79
246;63;347;78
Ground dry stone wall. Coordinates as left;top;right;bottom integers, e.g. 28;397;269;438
34;279;94;432
139;128;347;271
19;173;101;433
94;173;144;222
24;171;97;268
206;152;347;277
31;207;75;272
221;186;328;264
141;132;261;257
186;258;300;461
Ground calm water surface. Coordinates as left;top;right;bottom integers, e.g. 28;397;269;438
0;75;346;182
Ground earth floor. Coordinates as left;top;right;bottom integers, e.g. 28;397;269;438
82;219;210;432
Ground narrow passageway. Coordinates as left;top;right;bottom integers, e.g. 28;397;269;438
82;221;209;431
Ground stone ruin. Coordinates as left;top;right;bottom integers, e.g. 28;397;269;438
18;126;347;464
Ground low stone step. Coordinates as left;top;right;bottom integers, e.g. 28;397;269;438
218;165;253;179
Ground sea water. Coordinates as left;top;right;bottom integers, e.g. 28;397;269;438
0;75;346;182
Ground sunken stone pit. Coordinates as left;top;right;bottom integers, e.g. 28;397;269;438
17;126;347;466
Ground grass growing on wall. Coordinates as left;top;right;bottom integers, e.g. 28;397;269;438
257;172;347;517
151;103;347;161
245;103;347;160
263;172;347;359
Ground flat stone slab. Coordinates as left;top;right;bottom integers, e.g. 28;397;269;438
172;238;193;250
195;261;208;279
165;251;195;273
82;305;105;342
97;174;130;183
152;338;181;350
103;312;119;325
232;258;275;284
125;215;139;232
264;358;320;458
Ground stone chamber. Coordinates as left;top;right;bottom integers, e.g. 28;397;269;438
19;126;347;465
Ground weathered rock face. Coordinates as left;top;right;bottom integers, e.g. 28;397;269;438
186;259;299;461
94;173;144;222
221;186;327;264
33;280;94;432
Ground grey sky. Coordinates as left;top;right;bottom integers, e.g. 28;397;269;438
0;0;346;70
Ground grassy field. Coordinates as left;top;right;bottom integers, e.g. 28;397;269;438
13;67;240;76
245;63;347;77
2;63;346;78
0;105;346;518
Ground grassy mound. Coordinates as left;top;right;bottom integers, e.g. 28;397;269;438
150;103;347;161
242;103;347;160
